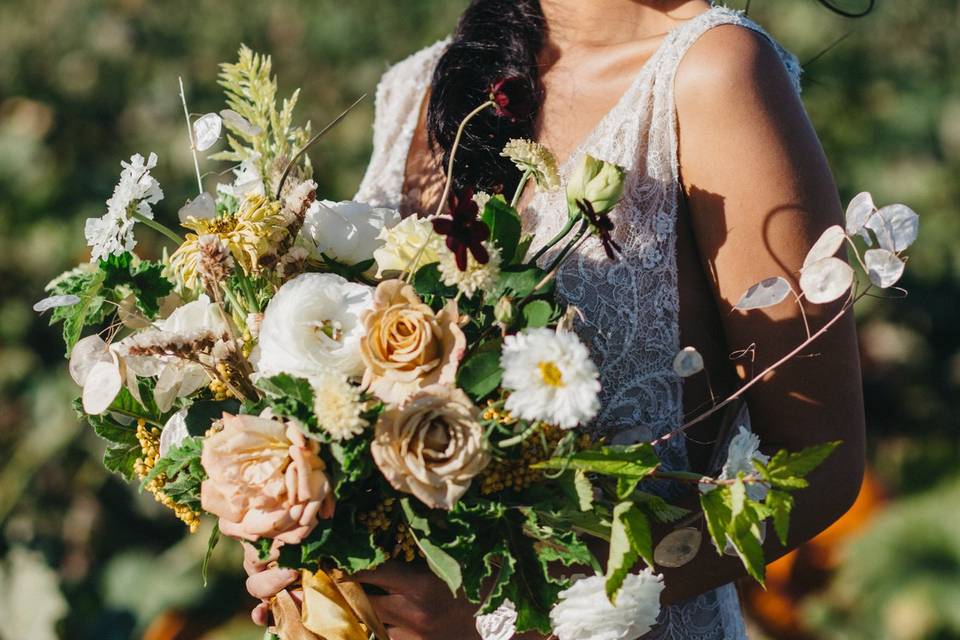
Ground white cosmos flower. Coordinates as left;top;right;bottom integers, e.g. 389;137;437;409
501;328;600;429
372;215;444;277
85;152;164;262
700;425;770;501
549;572;664;640
437;241;501;298
310;370;367;441
254;273;373;379
301;199;401;266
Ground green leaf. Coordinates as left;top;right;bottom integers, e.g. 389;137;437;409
700;487;733;554
727;508;767;586
520;299;554;328
605;501;653;601
100;253;174;318
616;476;641;500
765;489;794;546
414;537;463;596
103;443;141;481
491;265;551;299
255;373;315;404
522;509;600;574
400;497;431;535
573;470;594;511
481;197;522;263
633;491;690;523
413;263;456;298
456;339;503;400
87;412;138;447
504;532;562;634
140;437;205;510
202;523;220;587
764;441;841;490
295;508;388;573
58;271;107;355
533;443;660;480
328;437;373;497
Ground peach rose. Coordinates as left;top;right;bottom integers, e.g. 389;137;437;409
201;413;334;544
360;280;466;405
371;385;490;510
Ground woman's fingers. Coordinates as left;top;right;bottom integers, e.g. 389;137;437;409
246;566;299;600
386;628;423;640
367;593;415;627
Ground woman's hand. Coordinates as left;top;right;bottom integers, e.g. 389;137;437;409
355;560;481;640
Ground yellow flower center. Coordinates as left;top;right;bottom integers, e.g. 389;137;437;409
538;361;564;387
312;319;343;341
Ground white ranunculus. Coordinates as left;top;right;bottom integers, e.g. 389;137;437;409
255;273;373;379
549;572;664;640
301;199;400;266
700;425;770;501
372;215;444;277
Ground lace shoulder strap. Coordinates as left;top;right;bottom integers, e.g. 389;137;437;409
647;5;803;182
355;38;451;207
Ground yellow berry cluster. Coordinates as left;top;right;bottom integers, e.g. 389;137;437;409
480;422;592;495
357;498;423;563
210;361;243;401
481;401;518;426
133;419;201;533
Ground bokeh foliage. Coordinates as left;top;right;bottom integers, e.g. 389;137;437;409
0;1;956;638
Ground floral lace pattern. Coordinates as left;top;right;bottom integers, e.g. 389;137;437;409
355;5;802;639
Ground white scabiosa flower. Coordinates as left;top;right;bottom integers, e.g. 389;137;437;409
549;572;664;640
310;370;367;441
700;426;770;501
254;273;373;379
372;215;444;277
438;241;501;298
85;152;164;261
476;600;517;640
501;138;560;191
501;328;600;429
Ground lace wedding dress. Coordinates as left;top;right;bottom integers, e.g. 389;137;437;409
355;5;802;639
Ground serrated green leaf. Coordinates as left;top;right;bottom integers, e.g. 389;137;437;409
185;398;240;436
58;271;107;355
727;509;766;586
481;197;522;263
700;487;733;554
255;373;314;404
328;437;372;497
103;443;140;481
88;413;138;447
533;443;659;479
412;535;462;596
765;489;794;546
605;501;653;601
633;491;690;523
456;339;503;400
764;441;841;490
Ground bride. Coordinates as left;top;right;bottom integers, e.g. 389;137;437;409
270;1;866;638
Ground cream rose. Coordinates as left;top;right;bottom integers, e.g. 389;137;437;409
359;280;466;404
200;413;334;543
372;215;444;277
371;385;489;510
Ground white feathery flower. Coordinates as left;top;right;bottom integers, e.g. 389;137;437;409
501;328;600;429
700;425;770;501
372;215;444;276
310;370;367;441
501;138;560;191
549;572;664;640
437;241;501;298
85;152;164;262
473;191;492;210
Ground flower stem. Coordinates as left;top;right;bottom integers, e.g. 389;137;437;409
132;213;184;246
433;100;495;218
531;215;579;264
510;170;532;209
178;76;204;196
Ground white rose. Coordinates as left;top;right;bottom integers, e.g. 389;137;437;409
549;572;664;640
254;273;373;379
372;215;444;277
301;199;400;266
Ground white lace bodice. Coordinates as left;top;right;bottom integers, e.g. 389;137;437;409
356;6;802;639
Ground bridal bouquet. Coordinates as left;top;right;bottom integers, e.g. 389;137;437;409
37;47;919;640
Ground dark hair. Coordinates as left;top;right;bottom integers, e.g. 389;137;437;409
427;0;545;197
427;0;874;196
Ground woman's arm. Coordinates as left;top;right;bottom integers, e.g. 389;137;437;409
656;24;866;603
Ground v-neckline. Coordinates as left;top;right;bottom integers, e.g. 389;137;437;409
397;6;717;214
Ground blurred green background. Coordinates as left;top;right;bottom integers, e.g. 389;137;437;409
0;1;957;638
